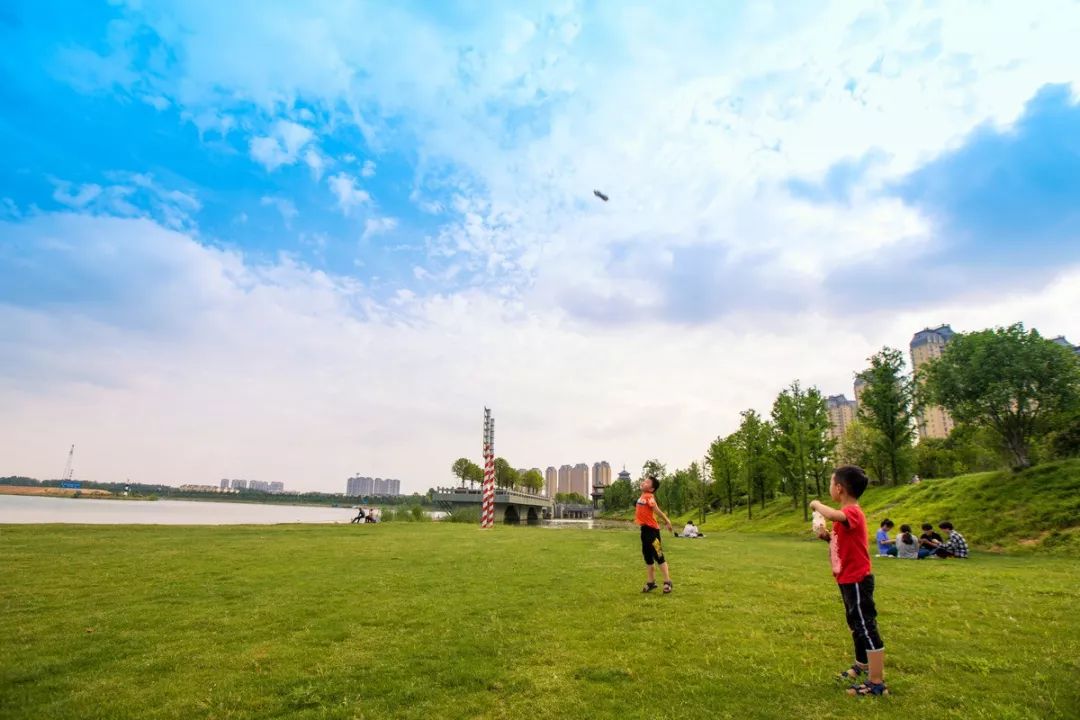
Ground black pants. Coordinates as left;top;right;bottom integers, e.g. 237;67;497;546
640;525;666;566
839;574;884;664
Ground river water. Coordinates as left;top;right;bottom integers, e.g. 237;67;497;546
0;494;360;525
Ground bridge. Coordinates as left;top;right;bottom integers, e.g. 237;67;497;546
433;487;554;525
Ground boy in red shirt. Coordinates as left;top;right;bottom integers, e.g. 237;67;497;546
810;465;888;697
635;475;674;594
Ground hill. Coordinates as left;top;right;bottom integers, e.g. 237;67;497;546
675;459;1080;554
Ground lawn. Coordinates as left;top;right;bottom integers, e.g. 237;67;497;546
2;523;1078;719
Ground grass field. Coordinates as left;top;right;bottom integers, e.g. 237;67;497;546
2;523;1078;719
670;459;1080;554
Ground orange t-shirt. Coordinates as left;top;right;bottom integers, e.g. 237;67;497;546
635;491;659;528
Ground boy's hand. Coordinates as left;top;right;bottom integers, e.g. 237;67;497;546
809;499;821;512
816;529;831;542
665;521;672;532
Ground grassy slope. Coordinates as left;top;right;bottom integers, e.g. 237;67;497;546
678;459;1080;554
2;523;1079;720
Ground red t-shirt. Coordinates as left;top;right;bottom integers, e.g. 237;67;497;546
829;504;872;584
635;492;659;529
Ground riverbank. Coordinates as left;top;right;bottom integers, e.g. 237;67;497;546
2;523;1077;719
0;485;115;498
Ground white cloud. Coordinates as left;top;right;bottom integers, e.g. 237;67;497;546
249;120;315;171
327;172;371;215
3;213;1078;493
304;148;327;180
362;216;398;241
360;159;376;178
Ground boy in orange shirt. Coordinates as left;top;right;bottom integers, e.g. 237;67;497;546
636;475;674;594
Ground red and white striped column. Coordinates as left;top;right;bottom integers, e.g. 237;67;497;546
481;408;495;528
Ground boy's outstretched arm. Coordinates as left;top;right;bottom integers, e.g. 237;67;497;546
809;499;847;523
653;503;674;531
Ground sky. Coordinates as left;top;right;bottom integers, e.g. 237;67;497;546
2;1;1079;493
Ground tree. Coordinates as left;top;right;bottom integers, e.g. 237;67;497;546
803;387;837;499
494;458;519;489
466;462;485;488
603;476;634;510
771;381;813;519
735;409;773;518
858;348;916;484
706;434;741;514
921;323;1080;469
451;458;476;488
835;419;888;484
640;459;667;483
520;468;544;494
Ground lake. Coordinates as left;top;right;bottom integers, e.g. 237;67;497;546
0;494;360;525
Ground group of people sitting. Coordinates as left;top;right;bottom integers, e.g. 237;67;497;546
875;519;968;559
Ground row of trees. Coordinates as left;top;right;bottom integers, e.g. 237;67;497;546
449;457;545;493
605;323;1080;522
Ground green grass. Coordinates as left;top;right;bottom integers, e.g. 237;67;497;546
681;459;1080;554
2;524;1078;719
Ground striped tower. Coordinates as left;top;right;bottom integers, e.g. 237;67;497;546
481;408;496;528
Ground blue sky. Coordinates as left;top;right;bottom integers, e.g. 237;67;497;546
2;1;1079;491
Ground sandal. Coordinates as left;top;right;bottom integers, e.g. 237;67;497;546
662;580;673;594
847;681;888;697
641;582;658;593
836;664;866;682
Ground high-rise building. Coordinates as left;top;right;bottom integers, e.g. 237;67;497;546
825;394;858;440
219;478;230;491
269;481;284;494
231;479;248;491
592;461;611;491
557;465;572;494
248;480;271;492
910;325;956;440
545;467;557;497
570;464;589;497
853;374;868;407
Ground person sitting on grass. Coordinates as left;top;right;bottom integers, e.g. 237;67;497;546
875;519;897;557
895;524;919;559
927;521;968;558
918;523;943;559
810;465;888;697
636;475;674;594
680;520;704;538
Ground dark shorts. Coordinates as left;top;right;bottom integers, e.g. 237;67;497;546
640;525;666;565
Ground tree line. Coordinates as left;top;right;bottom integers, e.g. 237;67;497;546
449;457;545;494
603;323;1080;521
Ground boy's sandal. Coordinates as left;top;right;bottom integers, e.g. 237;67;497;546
641;582;658;593
847;682;888;697
662;580;673;594
836;664;866;682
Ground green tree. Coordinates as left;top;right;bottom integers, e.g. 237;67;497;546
771;381;814;519
467;462;485;487
803;387;837;498
603;476;634;510
706;434;741;514
858;348;916;484
835;419;888;483
735;409;773;518
494;458;519;489
520;468;544;494
921;323;1080;469
640;459;667;483
451;458;479;488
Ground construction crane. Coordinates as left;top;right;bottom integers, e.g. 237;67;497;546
61;444;75;482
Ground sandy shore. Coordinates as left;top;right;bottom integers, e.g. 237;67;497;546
0;485;113;497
